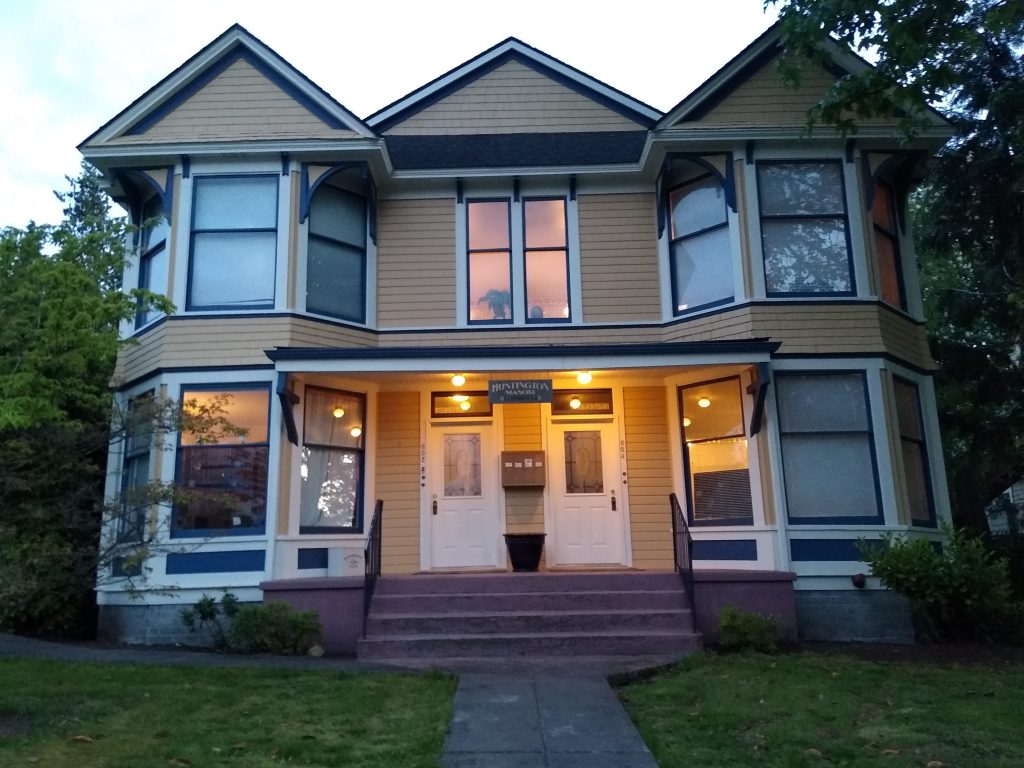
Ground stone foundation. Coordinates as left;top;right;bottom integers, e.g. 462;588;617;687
97;602;254;647
795;590;914;643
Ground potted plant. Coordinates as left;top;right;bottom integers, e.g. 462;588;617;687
504;532;546;572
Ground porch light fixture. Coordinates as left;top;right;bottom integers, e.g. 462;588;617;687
451;394;469;403
569;396;582;410
683;417;692;427
697;397;711;408
332;407;346;419
451;374;466;387
576;371;592;384
350;426;362;438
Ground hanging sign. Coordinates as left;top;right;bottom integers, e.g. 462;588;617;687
488;379;553;404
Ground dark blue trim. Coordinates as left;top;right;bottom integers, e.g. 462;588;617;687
692;539;758;560
180;155;190;179
569;176;577;202
165;549;265;574
666;153;737;212
845;139;856;164
126;48;346;135
748;362;771;437
790;538;874;562
456;179;464;204
297;547;328;570
368;48;658;132
281;153;290;176
276;371;299;446
745;140;755;166
513;178;520;203
113;168;174;223
299;162;367;223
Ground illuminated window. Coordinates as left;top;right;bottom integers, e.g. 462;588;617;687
174;386;270;536
300;387;365;533
872;181;906;309
668;177;733;314
466;196;571;324
679;377;753;525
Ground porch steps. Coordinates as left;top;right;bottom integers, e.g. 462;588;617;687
358;571;702;665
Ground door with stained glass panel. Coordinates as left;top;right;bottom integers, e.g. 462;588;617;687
549;422;625;565
428;425;500;568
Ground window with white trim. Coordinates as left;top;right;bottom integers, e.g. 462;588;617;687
776;372;881;523
306;182;367;323
872;180;907;309
299;387;365;532
893;376;934;525
119;393;155;542
466;196;571;324
758;162;854;296
188;176;277;311
668;176;733;314
135;195;169;328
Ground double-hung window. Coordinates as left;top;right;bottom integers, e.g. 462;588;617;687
135;196;169;328
893;377;934;525
173;385;270;536
668;177;733;314
872;181;906;309
758;162;854;296
307;184;367;322
466;197;570;324
299;387;366;533
188;176;277;311
776;372;881;523
119;393;154;542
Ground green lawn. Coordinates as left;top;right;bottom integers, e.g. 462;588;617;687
0;659;455;768
619;651;1024;768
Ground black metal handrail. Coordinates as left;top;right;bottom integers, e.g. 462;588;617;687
363;499;383;639
670;492;695;608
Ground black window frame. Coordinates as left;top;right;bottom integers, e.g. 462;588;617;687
299;386;367;534
306;182;368;324
678;375;754;527
186;174;279;312
667;174;734;316
893;375;936;528
171;382;272;538
757;160;856;298
522;195;572;324
775;370;884;525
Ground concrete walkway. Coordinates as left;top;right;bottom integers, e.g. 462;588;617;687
443;672;657;768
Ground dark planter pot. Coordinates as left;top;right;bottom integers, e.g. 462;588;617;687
504;533;546;572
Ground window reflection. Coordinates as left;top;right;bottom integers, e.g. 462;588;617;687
524;199;569;321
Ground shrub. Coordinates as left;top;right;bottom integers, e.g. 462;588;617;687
180;592;239;650
858;525;1022;642
716;604;778;653
228;602;321;655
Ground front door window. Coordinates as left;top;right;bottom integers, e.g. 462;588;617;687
564;430;604;493
444;433;482;497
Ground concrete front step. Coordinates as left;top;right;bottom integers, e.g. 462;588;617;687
374;571;684;595
358;629;703;659
372;588;688;613
366;608;693;635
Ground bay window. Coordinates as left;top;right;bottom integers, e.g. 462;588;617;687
173;386;270;535
776;372;881;524
893;377;934;525
679;377;753;525
668;177;733;314
300;387;365;533
135;195;169;328
758;162;854;296
188;176;277;310
872;181;906;309
119;393;154;542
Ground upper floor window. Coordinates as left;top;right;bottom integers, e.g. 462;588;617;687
758;162;854;296
668;177;733;314
173;385;270;536
135;196;169;328
467;197;571;324
188;176;277;311
307;182;367;323
872;181;906;309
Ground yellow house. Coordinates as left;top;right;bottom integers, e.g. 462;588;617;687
88;23;952;657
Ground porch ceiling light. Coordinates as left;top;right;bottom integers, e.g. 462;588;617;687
451;374;466;387
569;396;582;410
350;426;362;438
451;394;469;403
459;401;471;411
576;371;592;384
697;397;711;408
683;417;692;427
332;407;346;419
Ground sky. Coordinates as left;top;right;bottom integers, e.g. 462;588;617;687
0;0;778;229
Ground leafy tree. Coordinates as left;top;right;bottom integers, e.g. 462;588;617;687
768;0;1024;529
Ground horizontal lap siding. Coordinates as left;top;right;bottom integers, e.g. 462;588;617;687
109;59;354;143
376;199;457;327
385;61;642;135
623;386;674;569
578;194;661;322
503;403;544;534
377;392;421;574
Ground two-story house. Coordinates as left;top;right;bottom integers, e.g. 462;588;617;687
86;22;952;656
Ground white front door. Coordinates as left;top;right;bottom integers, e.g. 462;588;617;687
427;424;501;569
548;421;626;565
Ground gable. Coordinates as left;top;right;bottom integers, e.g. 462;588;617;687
384;59;648;136
103;55;358;145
